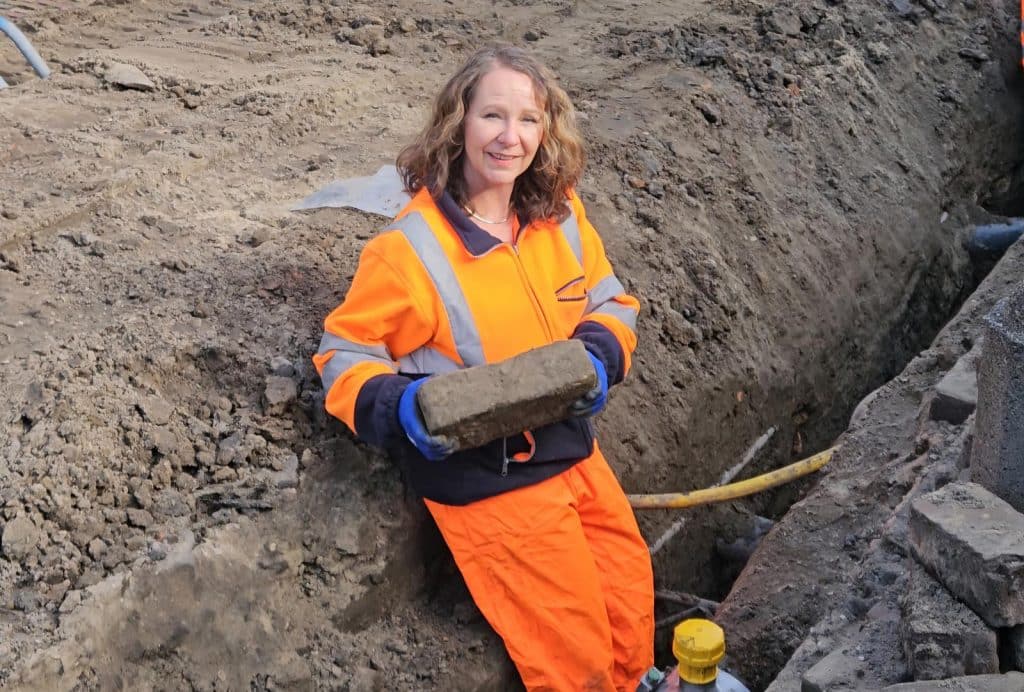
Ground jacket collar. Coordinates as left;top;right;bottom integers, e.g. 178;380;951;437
435;191;504;257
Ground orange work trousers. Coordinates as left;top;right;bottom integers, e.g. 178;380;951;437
425;443;654;692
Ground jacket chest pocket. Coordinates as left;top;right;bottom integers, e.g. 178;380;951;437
551;274;588;336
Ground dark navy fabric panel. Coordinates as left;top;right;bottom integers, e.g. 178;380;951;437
572;322;626;386
353;373;411;449
436;191;502;256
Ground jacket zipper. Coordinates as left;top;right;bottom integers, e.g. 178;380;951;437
508;240;556;343
501;230;555;478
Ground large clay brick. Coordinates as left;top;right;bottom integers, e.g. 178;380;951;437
909;482;1024;628
416;340;597;452
900;561;998;680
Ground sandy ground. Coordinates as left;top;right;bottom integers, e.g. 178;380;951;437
2;0;1024;689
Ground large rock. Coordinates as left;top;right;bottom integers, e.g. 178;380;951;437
900;561;998;679
971;284;1024;510
799;618;905;691
879;672;1024;691
909;482;1024;627
416;340;597;451
1004;625;1024;672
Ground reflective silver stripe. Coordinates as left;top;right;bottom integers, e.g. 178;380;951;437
586;275;626;312
397;347;461;375
585;274;638;331
317;333;390;360
559;209;583;267
389;213;486;367
589;301;638;332
317;332;394;392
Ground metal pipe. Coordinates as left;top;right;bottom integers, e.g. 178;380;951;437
0;16;51;82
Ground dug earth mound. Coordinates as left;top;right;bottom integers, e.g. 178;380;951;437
2;0;1024;689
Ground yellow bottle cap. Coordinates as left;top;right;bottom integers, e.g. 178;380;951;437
672;619;725;685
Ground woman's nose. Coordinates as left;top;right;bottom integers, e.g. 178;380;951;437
497;120;519;144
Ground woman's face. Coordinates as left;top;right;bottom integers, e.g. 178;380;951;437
461;66;544;196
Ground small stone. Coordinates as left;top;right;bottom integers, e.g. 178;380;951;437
958;47;989;64
888;0;918;19
126;508;154;528
523;29;541;42
273;454;299;489
264;376;298;413
217;433;243;465
212;466;237;482
398;18;417;33
138;396;174;425
335;524;361;556
13;589;41;612
695;100;721;124
87;537;107;561
58;589;82;614
270;357;296;377
152;489;189;518
2;516;41;560
105;62;156;91
765;7;803;37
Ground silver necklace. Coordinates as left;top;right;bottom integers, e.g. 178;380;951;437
465;204;512;224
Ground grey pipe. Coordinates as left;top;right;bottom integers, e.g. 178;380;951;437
0;16;51;88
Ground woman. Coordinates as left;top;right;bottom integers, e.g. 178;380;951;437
313;45;654;691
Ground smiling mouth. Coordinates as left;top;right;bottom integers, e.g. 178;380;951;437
488;152;518;161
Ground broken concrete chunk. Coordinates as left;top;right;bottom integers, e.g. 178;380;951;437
104;62;156;91
909;482;1024;627
930;346;979;425
900;561;998;680
971;286;1024;511
879;672;1024;691
416;340;597;452
1004;625;1024;672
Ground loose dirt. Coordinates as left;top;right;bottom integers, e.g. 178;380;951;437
2;0;1023;690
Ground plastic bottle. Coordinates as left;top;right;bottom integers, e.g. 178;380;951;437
636;619;749;692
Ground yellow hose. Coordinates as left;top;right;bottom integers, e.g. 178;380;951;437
628;447;835;510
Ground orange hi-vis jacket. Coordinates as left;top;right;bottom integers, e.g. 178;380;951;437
314;187;640;504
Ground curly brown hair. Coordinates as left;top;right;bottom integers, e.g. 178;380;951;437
396;45;585;223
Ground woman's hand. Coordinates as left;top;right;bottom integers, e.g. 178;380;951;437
398;378;456;461
570;351;608;418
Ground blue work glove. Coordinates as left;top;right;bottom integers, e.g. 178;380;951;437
397;378;455;461
570;351;608;418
